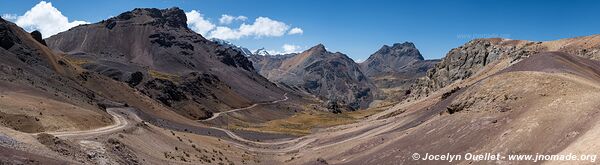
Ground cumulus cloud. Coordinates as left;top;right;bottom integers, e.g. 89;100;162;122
288;27;303;35
208;26;239;40
239;17;290;38
183;10;302;40
282;44;301;54
185;10;215;36
354;59;365;63
219;14;247;25
207;17;291;40
260;44;302;55
8;1;89;38
1;14;17;20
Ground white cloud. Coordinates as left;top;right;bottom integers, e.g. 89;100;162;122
181;10;302;40
237;16;248;21
354;59;365;63
219;14;247;25
258;44;302;55
10;1;89;38
1;14;17;21
282;44;301;54
239;17;290;38
208;17;291;40
219;15;235;25
185;10;215;36
209;26;240;40
288;27;303;35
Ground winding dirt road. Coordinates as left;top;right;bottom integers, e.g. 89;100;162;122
199;93;288;122
27;93;408;155
32;108;135;138
29;93;308;152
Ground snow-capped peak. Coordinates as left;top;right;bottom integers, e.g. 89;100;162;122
210;38;253;56
254;48;271;56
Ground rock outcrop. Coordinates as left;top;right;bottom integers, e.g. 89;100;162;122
409;38;541;98
29;30;47;46
409;35;600;99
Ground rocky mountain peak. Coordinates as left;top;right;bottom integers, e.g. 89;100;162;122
358;42;439;101
375;42;423;60
308;44;327;53
110;7;187;28
392;42;416;49
360;42;436;77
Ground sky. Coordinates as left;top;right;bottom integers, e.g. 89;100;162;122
1;0;600;61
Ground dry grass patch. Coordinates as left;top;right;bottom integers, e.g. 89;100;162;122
64;58;89;65
149;70;180;81
229;105;391;136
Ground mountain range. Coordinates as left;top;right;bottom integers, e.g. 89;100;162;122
1;6;600;165
249;44;379;110
247;41;441;110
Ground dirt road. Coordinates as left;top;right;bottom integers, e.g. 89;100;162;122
32;108;136;138
27;93;405;155
199;93;288;122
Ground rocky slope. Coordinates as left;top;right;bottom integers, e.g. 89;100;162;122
46;8;286;119
409;35;600;99
0;17;115;133
359;42;439;100
249;44;378;109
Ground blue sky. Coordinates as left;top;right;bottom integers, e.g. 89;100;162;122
2;0;600;61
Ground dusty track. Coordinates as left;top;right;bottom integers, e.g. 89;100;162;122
32;108;136;138
25;93;414;155
199;93;288;121
21;92;426;158
27;94;312;153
